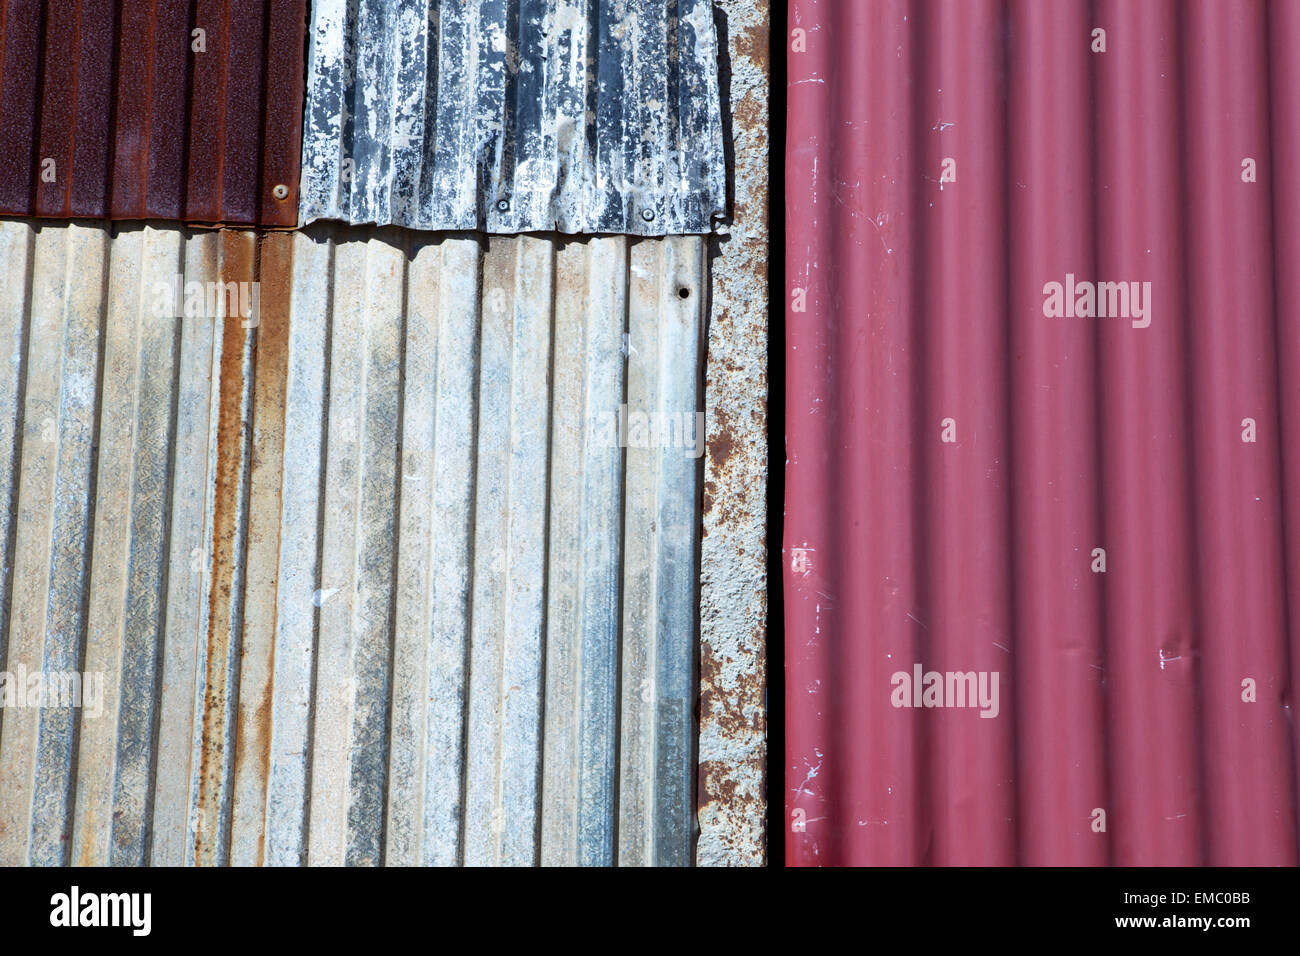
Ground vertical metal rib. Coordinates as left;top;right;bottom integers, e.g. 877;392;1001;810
0;223;108;865
462;236;554;865
542;236;627;866
73;224;184;866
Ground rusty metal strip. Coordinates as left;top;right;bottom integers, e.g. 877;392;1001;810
696;0;769;866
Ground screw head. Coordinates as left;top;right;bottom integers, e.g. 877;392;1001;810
641;208;655;222
497;199;510;212
272;184;289;200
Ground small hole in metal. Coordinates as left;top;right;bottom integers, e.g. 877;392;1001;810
678;287;690;299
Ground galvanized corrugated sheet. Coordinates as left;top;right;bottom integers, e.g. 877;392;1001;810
786;0;1300;865
0;216;705;866
298;0;728;236
0;1;306;226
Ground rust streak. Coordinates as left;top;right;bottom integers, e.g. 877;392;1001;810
230;231;293;866
195;230;255;866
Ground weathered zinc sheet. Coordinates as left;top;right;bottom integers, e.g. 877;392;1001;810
0;217;705;866
298;0;728;235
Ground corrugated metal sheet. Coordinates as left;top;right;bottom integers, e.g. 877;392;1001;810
0;1;306;226
0;216;705;866
785;0;1300;865
298;0;728;236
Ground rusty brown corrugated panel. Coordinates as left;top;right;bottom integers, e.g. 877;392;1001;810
0;0;305;226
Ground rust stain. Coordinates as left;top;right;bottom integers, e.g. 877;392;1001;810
697;760;740;806
74;805;96;867
195;230;255;866
702;478;719;521
697;617;768;847
733;12;770;72
245;686;273;865
698;640;766;742
231;231;293;866
706;404;738;471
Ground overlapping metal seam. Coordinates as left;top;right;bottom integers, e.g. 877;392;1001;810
297;0;728;236
0;1;306;226
786;0;1300;866
0;217;706;866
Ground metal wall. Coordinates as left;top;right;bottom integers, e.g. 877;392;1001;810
786;0;1300;865
0;216;705;866
0;0;306;225
298;0;727;235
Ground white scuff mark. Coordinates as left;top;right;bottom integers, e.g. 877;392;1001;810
1159;648;1181;670
992;641;1010;654
868;212;893;255
313;587;340;607
791;750;824;797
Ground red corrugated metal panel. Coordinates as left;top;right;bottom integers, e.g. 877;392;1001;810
0;0;305;225
785;0;1300;866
